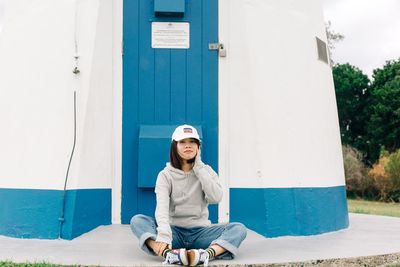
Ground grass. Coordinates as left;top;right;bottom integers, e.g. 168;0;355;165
347;198;400;218
0;263;71;267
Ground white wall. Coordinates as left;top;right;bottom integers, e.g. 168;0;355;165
219;0;345;190
0;0;114;190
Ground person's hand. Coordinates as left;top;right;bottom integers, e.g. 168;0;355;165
153;242;170;257
194;147;204;168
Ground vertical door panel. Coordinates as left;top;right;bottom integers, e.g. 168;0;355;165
122;0;218;224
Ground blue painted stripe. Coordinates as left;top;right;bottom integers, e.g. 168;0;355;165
0;188;111;239
230;186;349;237
61;189;111;240
0;189;61;239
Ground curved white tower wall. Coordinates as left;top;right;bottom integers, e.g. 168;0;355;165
0;0;115;239
218;0;348;236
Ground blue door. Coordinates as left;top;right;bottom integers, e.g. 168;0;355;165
122;0;219;224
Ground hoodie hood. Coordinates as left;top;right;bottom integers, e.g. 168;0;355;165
165;162;193;179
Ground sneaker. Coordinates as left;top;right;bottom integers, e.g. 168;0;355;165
162;248;189;265
187;249;209;267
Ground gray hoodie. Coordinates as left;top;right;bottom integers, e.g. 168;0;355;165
154;161;223;244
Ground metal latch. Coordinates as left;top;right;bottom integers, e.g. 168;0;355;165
208;43;226;57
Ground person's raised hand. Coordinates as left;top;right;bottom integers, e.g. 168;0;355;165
194;147;203;168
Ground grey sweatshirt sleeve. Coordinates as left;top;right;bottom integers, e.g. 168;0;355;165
154;171;172;244
193;163;223;204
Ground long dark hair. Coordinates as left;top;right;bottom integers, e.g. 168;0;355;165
169;139;200;170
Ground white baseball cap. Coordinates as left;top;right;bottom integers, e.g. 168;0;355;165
172;124;200;142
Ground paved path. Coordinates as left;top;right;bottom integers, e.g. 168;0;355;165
1;213;400;266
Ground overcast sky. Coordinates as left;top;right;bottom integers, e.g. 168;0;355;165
322;0;400;78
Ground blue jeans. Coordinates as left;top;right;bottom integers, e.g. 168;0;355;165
130;214;247;259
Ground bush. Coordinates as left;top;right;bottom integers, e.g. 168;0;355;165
368;149;400;202
368;152;390;201
343;146;400;202
342;145;373;198
386;149;400;201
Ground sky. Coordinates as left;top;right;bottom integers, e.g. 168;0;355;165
322;0;400;78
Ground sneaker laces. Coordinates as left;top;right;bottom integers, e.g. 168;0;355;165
162;252;179;265
199;249;209;267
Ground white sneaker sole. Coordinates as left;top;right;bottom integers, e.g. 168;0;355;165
187;250;200;266
180;249;189;266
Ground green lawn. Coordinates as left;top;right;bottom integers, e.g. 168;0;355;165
348;198;400;218
0;263;67;267
0;263;70;267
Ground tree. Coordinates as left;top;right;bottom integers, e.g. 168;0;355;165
333;64;370;155
367;59;400;162
371;59;400;89
333;60;400;165
325;21;344;66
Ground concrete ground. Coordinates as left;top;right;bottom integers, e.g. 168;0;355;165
1;213;400;266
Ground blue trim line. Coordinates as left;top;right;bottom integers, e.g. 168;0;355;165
61;189;111;240
230;186;349;237
0;188;111;239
